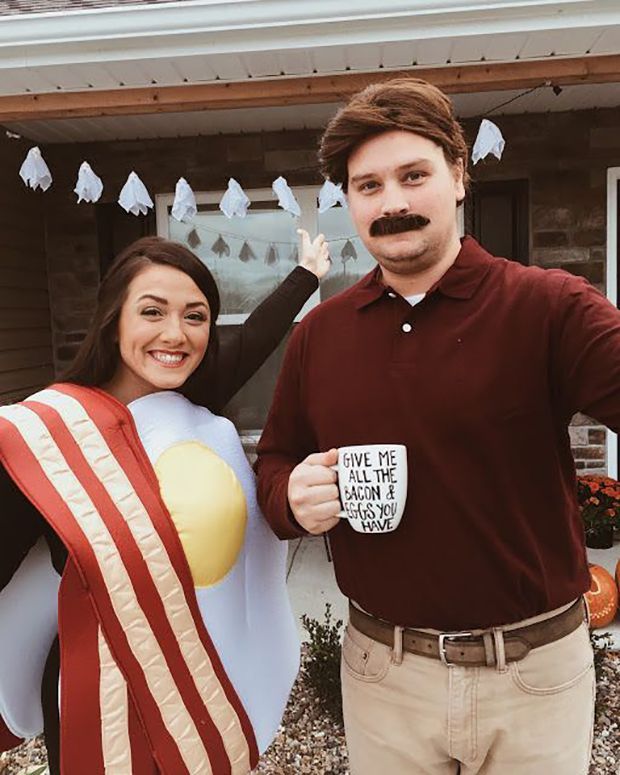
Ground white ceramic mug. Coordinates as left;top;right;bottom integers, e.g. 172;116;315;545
331;444;408;534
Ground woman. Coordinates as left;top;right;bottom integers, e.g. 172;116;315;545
0;232;330;774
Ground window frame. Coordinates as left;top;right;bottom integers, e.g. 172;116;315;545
606;167;619;478
155;186;321;324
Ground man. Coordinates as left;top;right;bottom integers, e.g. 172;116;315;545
255;77;620;774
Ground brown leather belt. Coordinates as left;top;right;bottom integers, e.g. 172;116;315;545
348;599;587;667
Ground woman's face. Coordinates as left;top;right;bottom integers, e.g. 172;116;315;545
108;263;211;404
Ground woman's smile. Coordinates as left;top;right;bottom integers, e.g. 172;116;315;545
148;350;189;367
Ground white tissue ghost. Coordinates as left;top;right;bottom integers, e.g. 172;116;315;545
19;147;52;192
74;162;103;203
318;180;348;213
472;119;505;165
272;176;301;217
219;178;251;219
118;171;154;216
171;177;197;223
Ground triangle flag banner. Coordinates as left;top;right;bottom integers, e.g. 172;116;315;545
211;235;230;258
265;244;279;266
187;228;201;249
341;239;358;263
239;241;257;263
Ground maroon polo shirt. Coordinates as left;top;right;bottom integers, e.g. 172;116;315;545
256;237;620;630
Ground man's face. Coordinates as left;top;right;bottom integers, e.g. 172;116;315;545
346;130;465;277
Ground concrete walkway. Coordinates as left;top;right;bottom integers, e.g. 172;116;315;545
287;536;620;648
286;535;347;639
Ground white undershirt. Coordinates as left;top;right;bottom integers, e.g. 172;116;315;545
404;293;426;307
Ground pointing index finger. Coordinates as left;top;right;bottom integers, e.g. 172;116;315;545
296;228;311;249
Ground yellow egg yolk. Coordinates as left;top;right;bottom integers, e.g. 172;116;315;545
154;441;247;587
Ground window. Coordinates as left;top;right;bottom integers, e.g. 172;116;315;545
155;186;376;435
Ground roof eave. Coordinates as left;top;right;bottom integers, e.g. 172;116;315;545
0;0;618;68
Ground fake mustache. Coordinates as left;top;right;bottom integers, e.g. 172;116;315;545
369;214;431;237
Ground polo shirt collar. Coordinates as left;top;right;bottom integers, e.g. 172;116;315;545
352;236;494;310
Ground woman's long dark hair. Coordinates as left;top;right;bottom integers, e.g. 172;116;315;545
62;236;221;403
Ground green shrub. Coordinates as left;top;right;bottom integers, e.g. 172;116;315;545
301;603;344;724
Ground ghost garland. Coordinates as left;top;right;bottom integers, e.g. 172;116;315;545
14;120;506;213
22;86;572;228
21;83;571;208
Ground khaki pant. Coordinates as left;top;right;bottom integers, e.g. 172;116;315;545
341;605;595;775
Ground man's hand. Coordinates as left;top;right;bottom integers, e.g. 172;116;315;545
288;448;341;534
297;228;331;280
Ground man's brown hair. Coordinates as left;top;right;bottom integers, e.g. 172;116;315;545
319;77;470;192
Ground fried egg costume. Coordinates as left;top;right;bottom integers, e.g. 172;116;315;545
0;384;299;774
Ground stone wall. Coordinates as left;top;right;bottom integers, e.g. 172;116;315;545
570;417;608;475
462;108;616;293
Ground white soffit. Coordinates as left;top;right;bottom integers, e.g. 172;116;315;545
4;81;619;144
0;1;618;94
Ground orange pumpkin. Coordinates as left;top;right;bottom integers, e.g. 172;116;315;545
585;564;618;628
616;558;620;593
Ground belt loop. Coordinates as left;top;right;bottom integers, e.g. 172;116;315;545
492;627;507;673
582;595;591;627
392;625;404;665
482;631;495;667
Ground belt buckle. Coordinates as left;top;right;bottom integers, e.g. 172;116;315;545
438;631;473;666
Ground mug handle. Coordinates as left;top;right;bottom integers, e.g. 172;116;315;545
329;463;347;519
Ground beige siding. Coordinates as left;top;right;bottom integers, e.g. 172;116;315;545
0;139;53;404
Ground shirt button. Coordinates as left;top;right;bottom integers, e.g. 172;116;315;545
401;322;413;333
388;292;397;298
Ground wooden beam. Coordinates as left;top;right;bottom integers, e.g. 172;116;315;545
0;54;618;122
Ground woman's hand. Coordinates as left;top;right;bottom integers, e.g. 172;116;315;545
297;229;331;280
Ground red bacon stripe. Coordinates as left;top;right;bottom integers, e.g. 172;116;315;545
0;411;190;775
128;695;160;775
26;395;232;774
63;383;259;768
58;561;106;774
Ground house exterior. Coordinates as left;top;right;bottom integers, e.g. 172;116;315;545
0;0;618;475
